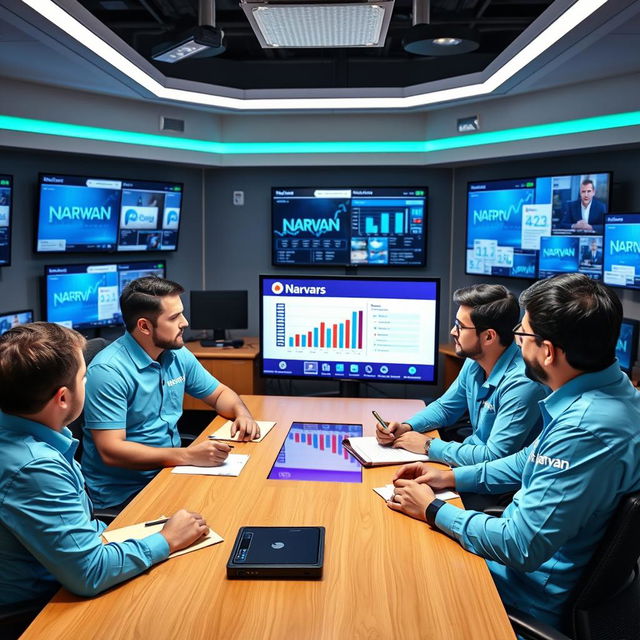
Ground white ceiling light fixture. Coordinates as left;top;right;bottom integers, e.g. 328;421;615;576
16;0;609;110
240;0;395;48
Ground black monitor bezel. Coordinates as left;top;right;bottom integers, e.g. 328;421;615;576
270;186;428;268
464;170;613;281
259;274;440;386
189;290;249;332
0;174;14;267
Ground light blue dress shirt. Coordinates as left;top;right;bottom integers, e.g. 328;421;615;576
82;332;220;508
434;362;640;627
0;412;169;605
406;342;548;466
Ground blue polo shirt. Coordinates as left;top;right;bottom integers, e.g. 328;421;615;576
406;343;548;466
82;332;220;509
0;412;169;605
434;362;640;628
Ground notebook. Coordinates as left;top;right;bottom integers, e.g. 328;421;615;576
342;436;429;467
172;454;250;476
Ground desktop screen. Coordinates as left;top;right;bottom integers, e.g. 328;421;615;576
466;172;611;279
36;174;182;253
0;309;34;335
0;175;13;266
45;260;166;330
272;187;427;266
616;318;639;373
603;213;640;290
260;275;440;384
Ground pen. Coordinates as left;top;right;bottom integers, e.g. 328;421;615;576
207;436;235;448
145;518;169;527
372;410;388;430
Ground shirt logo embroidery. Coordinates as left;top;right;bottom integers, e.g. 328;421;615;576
166;375;185;387
481;401;495;412
529;451;570;470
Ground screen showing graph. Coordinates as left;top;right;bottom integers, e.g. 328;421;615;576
260;275;440;384
45;260;166;330
272;187;427;266
268;422;363;482
466;172;611;280
603;213;640;290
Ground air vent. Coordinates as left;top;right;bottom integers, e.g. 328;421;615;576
161;117;185;132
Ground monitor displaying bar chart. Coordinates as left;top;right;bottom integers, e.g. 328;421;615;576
260;275;440;384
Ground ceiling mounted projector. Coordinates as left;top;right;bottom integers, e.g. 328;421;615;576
240;0;395;48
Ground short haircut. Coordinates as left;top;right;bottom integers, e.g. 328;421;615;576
0;322;86;414
519;273;622;372
581;178;595;189
453;284;519;347
120;276;185;332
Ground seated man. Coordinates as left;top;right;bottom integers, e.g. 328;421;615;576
558;178;607;234
376;284;547;469
387;273;640;631
82;276;260;511
0;323;207;605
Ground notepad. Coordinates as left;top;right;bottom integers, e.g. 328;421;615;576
208;420;276;443
171;453;250;477
102;516;223;559
373;484;459;502
342;436;429;467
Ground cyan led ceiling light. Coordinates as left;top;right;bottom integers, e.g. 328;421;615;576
16;0;610;110
242;2;393;48
2;110;639;155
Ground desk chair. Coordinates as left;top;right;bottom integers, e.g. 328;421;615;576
502;491;640;640
0;597;51;639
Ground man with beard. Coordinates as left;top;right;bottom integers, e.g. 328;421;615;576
0;323;208;607
386;273;640;631
82;276;259;511
376;284;547;472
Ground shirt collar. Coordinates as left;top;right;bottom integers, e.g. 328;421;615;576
122;331;172;370
0;411;78;461
483;342;520;389
540;361;624;420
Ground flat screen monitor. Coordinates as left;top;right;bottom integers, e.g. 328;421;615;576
36;174;182;253
616;318;639;373
272;187;427;267
466;172;611;280
45;260;166;330
0;175;13;266
0;309;34;335
190;290;248;340
603;213;640;290
260;275;439;384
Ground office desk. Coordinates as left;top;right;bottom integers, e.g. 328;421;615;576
183;338;263;409
22;396;514;640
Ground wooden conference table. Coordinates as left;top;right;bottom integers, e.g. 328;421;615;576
22;396;514;640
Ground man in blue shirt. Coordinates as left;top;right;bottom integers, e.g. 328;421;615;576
387;273;640;631
83;276;260;510
376;284;547;471
0;322;208;605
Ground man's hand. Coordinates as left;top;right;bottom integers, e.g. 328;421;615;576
392;431;430;454
392;463;455;490
230;416;260;441
183;440;231;466
572;220;593;231
386;480;435;522
160;510;209;553
375;421;412;446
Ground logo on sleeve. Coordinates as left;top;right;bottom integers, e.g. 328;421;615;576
529;451;570;470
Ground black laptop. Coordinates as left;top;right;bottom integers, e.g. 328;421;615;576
227;526;325;579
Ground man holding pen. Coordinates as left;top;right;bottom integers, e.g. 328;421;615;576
0;323;207;608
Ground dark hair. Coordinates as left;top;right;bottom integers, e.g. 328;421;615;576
581;178;595;189
453;284;519;347
0;322;86;414
519;273;622;372
120;276;185;332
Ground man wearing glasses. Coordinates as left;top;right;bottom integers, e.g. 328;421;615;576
376;284;548;476
386;274;640;631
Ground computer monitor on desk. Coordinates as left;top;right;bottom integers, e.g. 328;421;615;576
190;290;248;347
0;309;34;335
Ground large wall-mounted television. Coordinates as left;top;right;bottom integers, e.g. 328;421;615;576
272;187;427;267
36;174;182;254
45;260;166;330
0;309;34;335
260;275;440;385
0;175;13;266
466;172;611;280
603;213;640;290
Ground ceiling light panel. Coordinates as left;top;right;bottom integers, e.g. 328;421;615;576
242;1;394;48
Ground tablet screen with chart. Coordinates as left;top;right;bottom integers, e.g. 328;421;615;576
268;422;363;483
